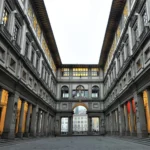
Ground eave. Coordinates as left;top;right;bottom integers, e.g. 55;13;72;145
99;0;127;68
31;0;62;67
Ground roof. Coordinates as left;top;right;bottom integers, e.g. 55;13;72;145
99;0;127;68
31;0;62;67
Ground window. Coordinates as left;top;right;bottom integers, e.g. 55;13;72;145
2;8;9;27
9;58;16;70
31;49;35;64
29;77;32;87
36;56;39;70
61;86;69;98
92;86;99;98
13;25;19;42
118;56;121;71
133;21;138;41
122;49;125;63
22;70;27;81
25;41;29;58
0;47;5;61
125;38;130;58
91;68;99;76
141;4;148;26
62;68;69;76
73;68;88;77
145;47;150;62
136;59;142;71
76;85;85;97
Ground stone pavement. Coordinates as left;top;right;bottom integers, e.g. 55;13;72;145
0;136;150;150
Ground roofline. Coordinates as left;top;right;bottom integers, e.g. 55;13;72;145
31;0;62;67
61;64;99;68
99;0;126;68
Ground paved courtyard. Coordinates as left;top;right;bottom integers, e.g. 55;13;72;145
1;136;150;150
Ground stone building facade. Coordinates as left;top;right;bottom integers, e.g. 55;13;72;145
0;0;150;139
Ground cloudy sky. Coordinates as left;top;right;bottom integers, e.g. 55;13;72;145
44;0;112;64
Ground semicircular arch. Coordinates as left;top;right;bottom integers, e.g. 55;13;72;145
72;103;88;110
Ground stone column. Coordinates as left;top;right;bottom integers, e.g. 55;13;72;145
2;92;19;139
112;112;115;135
24;104;32;137
30;105;38;137
110;112;112;135
99;114;105;135
68;116;73;135
16;100;25;138
124;104;129;135
118;105;125;136
129;101;135;136
55;116;61;136
50;116;53;136
146;89;150;117
41;112;45;136
0;0;5;24
134;92;148;137
88;117;92;135
43;112;48;136
0;88;2;100
37;110;42;136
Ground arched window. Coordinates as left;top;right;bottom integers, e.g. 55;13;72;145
92;86;99;98
61;86;69;98
76;85;84;97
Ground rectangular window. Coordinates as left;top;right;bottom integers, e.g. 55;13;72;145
133;21;138;40
0;47;5;61
2;8;9;27
31;49;35;64
22;70;27;81
36;56;39;70
91;68;99;76
25;41;29;57
62;68;69;76
136;59;142;71
141;4;148;26
145;47;150;62
73;68;88;76
126;39;130;58
118;56;120;71
9;58;16;70
13;25;19;42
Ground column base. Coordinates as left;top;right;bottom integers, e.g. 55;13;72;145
125;131;130;136
137;132;148;138
30;132;36;137
2;132;15;139
24;132;30;137
16;132;23;138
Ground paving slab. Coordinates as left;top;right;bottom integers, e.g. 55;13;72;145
1;136;150;150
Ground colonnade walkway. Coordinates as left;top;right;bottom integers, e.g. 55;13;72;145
0;136;150;150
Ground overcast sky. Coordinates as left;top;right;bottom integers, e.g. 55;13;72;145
44;0;112;64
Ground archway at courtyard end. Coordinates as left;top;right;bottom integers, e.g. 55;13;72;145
73;105;88;135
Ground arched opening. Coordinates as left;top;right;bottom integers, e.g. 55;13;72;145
92;86;99;98
73;105;88;135
92;117;100;135
61;117;69;135
61;86;69;98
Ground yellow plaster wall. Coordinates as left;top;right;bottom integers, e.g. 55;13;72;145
143;91;150;133
15;99;22;133
0;90;8;135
